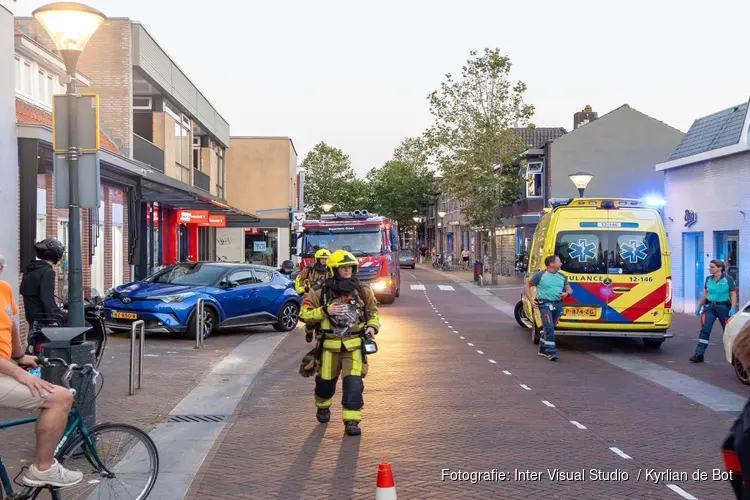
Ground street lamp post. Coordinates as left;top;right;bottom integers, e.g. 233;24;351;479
34;2;106;327
437;211;446;261
568;171;594;198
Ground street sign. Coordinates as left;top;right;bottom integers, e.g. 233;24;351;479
292;211;305;231
53;152;101;209
52;94;100;153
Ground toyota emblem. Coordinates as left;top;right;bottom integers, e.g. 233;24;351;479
122;297;131;304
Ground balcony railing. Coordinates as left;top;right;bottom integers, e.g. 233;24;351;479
194;169;210;192
133;134;165;173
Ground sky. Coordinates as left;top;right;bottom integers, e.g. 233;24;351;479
13;0;750;177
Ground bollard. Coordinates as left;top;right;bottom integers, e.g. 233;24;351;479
195;298;205;349
129;320;145;396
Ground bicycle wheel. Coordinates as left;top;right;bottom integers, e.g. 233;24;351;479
56;423;159;500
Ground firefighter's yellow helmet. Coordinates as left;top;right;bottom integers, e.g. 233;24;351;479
314;248;331;260
326;249;358;278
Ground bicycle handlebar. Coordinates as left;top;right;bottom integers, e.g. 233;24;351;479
34;357;99;391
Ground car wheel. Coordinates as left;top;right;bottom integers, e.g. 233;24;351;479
734;355;750;385
185;306;216;340
514;300;532;329
274;302;299;332
642;338;664;349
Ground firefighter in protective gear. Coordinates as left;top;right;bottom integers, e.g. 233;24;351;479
296;248;332;343
299;249;380;436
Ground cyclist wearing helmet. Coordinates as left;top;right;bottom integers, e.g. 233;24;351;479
279;260;295;277
298;249;380;436
20;238;66;328
296;248;331;342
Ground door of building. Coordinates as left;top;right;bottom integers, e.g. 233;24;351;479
715;231;740;287
683;232;704;313
179;225;189;261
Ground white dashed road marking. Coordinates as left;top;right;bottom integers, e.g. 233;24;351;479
609;447;632;459
666;484;698;500
410;284;426;290
414;268;698;500
460;336;465;340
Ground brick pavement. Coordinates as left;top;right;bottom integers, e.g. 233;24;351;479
417;268;739;499
184;268;726;499
0;328;250;493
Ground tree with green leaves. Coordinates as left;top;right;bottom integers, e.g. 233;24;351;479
425;48;535;284
300;141;367;218
365;137;435;240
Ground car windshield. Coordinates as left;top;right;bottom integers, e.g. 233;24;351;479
302;227;382;257
555;231;663;275
148;263;226;286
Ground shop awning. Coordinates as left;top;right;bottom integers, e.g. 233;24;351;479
139;175;261;228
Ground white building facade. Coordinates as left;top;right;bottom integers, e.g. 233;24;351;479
657;101;750;313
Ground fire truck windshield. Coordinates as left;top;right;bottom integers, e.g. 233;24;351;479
302;226;383;257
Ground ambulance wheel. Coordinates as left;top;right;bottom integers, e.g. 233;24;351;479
514;301;532;329
642;338;664;349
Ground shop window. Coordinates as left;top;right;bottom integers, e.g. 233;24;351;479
715;231;740;285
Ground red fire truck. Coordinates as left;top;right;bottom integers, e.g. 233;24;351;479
299;211;401;304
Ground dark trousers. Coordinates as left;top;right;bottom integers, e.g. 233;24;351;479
539;301;562;356
696;302;731;356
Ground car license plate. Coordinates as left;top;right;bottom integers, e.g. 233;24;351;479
112;311;138;320
563;307;600;319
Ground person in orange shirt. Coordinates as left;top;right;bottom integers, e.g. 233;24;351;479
0;254;83;488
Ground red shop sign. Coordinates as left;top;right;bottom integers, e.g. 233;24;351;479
245;228;261;235
178;210;209;224
200;215;226;227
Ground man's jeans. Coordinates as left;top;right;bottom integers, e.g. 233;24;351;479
539;301;562;356
696;302;731;356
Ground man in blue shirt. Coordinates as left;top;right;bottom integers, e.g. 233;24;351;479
525;255;573;361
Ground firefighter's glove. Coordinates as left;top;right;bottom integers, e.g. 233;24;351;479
299;348;319;378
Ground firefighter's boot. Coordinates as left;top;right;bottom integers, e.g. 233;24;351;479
344;420;361;436
316;408;330;424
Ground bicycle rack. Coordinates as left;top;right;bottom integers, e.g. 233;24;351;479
129;320;145;395
195;298;205;349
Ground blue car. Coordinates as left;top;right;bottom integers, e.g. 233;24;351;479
104;262;301;339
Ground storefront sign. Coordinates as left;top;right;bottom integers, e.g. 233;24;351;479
199;215;226;227
245;228;262;235
684;209;698;228
254;241;267;252
178;210;209;224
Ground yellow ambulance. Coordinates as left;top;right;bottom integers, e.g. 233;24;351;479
517;198;673;348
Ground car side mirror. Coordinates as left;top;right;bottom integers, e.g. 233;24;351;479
222;280;238;289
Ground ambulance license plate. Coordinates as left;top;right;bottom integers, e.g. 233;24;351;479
563;307;599;319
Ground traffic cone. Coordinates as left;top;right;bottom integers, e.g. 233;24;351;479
376;462;397;499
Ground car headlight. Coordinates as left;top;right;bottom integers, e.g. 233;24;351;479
151;292;198;303
370;280;389;292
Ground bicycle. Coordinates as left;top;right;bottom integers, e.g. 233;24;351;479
0;357;159;500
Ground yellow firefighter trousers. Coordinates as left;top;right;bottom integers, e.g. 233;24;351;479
314;345;369;422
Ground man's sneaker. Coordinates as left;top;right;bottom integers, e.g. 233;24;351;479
690;354;705;363
548;354;558;362
316;408;330;423
22;460;83;488
344;420;361;436
305;331;314;343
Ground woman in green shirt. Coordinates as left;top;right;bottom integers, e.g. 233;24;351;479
691;259;738;363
